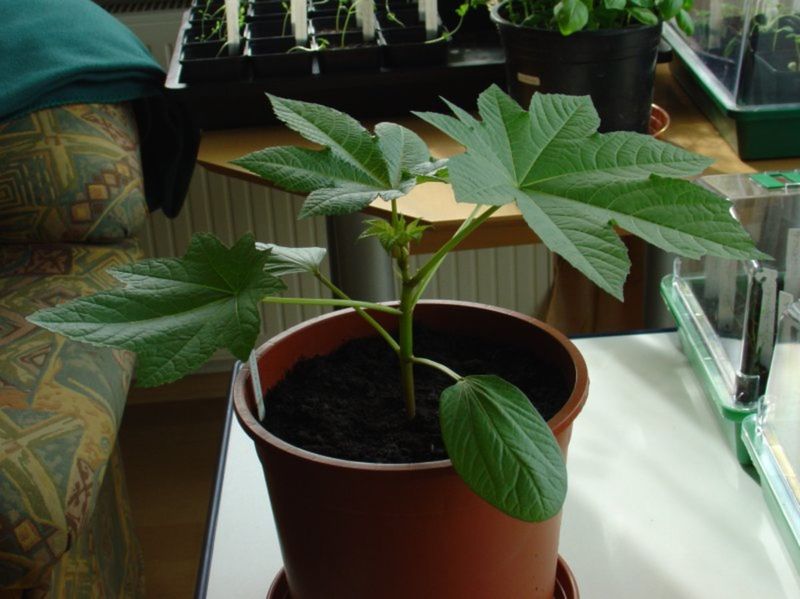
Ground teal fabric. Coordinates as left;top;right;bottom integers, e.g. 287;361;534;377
0;0;163;124
0;0;199;218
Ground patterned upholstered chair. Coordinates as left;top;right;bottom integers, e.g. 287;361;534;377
0;103;147;597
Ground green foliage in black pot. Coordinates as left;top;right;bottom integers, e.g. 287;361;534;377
473;0;695;35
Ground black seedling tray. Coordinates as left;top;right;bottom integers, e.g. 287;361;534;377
167;9;506;129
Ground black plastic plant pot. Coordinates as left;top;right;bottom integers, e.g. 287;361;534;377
315;35;382;72
180;40;247;83
248;0;286;19
309;4;339;17
311;16;360;36
248;37;314;77
184;22;244;44
381;27;448;68
491;1;661;133
246;19;291;39
310;0;338;12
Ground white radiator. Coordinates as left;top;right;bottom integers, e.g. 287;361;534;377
112;3;553;371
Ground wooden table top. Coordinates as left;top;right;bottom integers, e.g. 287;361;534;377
197;64;799;253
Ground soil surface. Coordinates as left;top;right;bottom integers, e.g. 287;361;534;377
262;326;570;464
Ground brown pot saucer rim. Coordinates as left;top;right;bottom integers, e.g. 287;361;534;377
265;554;579;598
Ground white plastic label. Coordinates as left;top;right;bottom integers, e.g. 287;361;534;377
785;229;800;298
758;268;778;368
224;0;241;55
291;0;308;44
361;0;375;42
424;0;437;38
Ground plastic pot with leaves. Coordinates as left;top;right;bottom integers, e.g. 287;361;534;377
29;87;765;598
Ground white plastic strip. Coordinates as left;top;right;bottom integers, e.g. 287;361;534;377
785;229;800;298
758;268;778;368
424;0;437;38
355;0;363;26
361;0;375;42
224;0;241;55
291;0;308;44
779;291;796;323
249;350;265;422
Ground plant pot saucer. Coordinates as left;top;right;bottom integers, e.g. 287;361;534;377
265;554;579;598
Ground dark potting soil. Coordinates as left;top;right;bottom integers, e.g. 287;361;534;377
262;326;570;464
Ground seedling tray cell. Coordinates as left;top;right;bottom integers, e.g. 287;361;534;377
315;40;382;73
381;28;448;68
180;41;247;83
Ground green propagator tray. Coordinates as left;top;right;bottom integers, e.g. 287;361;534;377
668;55;800;161
664;10;800;161
660;172;800;464
742;416;800;574
661;275;757;464
741;300;800;575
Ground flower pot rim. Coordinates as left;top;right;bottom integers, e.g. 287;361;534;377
233;299;589;473
490;0;661;36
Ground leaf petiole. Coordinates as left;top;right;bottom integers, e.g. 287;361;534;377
411;356;462;381
316;272;401;352
408;204;499;306
260;296;402;315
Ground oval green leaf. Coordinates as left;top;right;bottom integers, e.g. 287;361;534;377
439;375;567;522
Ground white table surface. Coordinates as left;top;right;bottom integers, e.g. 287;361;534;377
198;332;800;598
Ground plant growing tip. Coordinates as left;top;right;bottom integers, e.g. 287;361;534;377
27;87;764;522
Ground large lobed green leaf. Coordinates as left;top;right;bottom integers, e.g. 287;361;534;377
231;95;439;218
415;86;767;300
440;375;567;522
28;234;285;387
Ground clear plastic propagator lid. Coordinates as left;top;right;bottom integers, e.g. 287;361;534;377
671;172;800;409
742;300;800;571
663;0;800;109
759;301;800;483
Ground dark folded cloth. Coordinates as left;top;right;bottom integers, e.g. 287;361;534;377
0;0;199;217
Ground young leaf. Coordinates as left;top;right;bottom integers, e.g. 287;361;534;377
27;233;284;387
232;147;380;193
628;6;659;25
657;0;683;20
234;96;438;218
374;122;431;187
257;243;327;277
298;183;416;218
360;216;430;252
267;94;390;186
440;375;567;522
417;86;765;300
554;0;589;35
676;8;694;34
603;0;626;10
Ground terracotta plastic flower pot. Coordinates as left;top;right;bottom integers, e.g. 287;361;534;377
233;301;589;599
